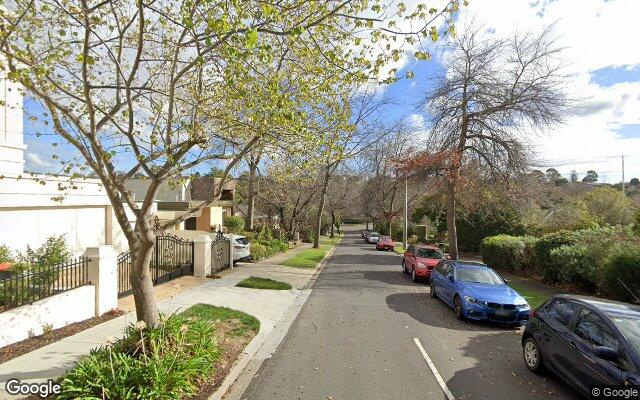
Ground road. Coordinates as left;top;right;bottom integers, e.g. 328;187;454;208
240;229;583;400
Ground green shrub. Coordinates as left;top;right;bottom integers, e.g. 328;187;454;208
250;243;268;260
534;230;576;282
548;244;596;290
58;312;220;399
223;216;245;234
601;247;640;302
256;226;274;241
0;244;13;264
481;235;537;272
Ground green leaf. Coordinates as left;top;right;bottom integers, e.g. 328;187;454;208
245;28;258;49
414;51;430;61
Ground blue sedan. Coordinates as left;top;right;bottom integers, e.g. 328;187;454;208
430;261;531;325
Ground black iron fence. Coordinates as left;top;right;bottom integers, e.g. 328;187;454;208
0;257;90;312
117;234;194;297
211;232;230;274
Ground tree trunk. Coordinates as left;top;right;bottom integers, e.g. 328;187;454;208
129;235;159;326
314;167;331;249
330;210;336;238
445;180;459;260
245;154;260;230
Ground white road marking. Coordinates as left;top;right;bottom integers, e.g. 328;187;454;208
413;338;456;400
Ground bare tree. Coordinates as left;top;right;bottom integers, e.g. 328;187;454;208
413;24;569;259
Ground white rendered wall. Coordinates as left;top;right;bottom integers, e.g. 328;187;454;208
0;285;96;348
0;57;25;176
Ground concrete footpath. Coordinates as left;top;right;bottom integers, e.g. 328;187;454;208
0;240;337;399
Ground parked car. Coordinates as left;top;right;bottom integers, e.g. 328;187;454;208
430;261;530;326
402;244;445;282
522;294;640;397
224;234;250;261
366;232;380;243
376;236;394;251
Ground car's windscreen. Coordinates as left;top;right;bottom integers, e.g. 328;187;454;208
416;248;444;259
612;317;640;355
456;268;504;285
236;237;248;245
370;233;379;236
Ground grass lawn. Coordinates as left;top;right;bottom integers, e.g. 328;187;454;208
236;276;292;290
393;246;405;254
281;235;342;268
181;303;260;336
506;281;548;309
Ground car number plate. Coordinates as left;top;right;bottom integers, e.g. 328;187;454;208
495;309;511;316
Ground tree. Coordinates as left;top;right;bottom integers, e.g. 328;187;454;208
629;177;639;186
582;170;599;183
1;0;459;325
580;187;636;226
570;170;579;184
402;25;568;259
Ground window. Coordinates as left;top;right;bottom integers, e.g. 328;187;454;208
611;317;640;355
456;268;504;285
546;300;580;327
444;264;453;277
575;308;619;349
407;245;414;253
416;248;445;259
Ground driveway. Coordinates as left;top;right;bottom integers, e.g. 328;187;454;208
239;229;583;400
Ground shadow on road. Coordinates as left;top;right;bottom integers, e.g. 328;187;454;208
446;331;583;400
385;292;518;332
329;253;399;266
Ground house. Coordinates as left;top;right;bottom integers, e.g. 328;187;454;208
0;59;136;255
124;176;235;233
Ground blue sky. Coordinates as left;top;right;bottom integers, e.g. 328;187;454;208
21;0;640;183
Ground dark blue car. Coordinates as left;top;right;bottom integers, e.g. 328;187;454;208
430;261;531;325
522;295;640;397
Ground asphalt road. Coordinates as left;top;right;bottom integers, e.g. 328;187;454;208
241;229;583;400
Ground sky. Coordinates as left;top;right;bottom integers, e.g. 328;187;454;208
382;0;640;183
20;0;640;183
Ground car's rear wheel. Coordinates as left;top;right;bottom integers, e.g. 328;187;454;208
402;260;408;274
430;279;437;298
454;295;464;320
412;268;419;282
523;337;544;372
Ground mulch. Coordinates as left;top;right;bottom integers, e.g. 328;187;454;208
0;309;125;364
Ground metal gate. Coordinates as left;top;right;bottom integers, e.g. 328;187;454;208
211;232;230;274
117;234;194;298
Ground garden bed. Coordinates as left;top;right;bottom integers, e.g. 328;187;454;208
0;309;125;364
53;304;259;399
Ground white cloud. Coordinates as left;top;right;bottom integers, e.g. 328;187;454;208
449;0;640;181
24;151;54;170
408;113;424;129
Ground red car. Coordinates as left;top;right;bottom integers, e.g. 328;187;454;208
402;244;446;282
376;236;394;251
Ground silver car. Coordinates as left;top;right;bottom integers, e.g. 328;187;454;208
366;232;380;243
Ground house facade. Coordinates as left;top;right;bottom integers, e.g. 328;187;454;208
0;62;135;255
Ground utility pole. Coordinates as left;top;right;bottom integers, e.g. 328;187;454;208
403;177;408;250
622;155;626;196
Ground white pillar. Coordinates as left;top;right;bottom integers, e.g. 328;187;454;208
193;235;212;277
229;234;235;268
85;246;118;317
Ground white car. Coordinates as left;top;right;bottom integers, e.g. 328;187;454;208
366;232;380;243
224;234;251;261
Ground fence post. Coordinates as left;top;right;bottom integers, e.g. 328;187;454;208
85;246;118;317
229;234;234;269
193;235;212;277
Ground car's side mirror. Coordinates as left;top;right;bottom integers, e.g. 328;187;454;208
448;275;455;283
594;346;619;362
503;278;510;284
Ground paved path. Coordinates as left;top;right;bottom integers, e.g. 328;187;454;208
238;229;582;400
0;248;320;399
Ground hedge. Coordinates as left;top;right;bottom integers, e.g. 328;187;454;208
533;230;576;282
601;247;640;302
481;235;537;272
